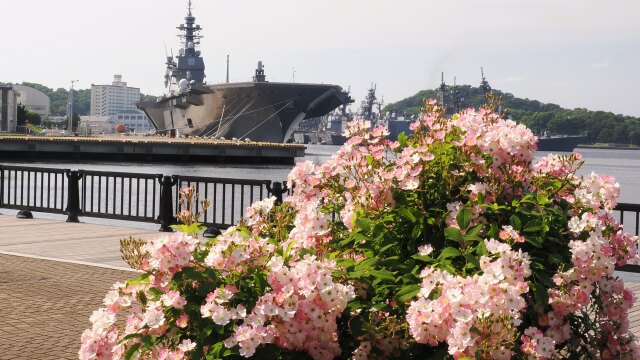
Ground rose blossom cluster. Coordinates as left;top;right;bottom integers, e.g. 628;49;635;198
283;198;332;252
532;160;640;356
224;255;355;359
204;226;275;273
140;232;199;275
80;280;196;360
407;239;533;358
201;285;247;326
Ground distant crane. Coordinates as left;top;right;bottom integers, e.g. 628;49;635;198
439;72;447;109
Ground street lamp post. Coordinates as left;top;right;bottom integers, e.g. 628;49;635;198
67;80;78;132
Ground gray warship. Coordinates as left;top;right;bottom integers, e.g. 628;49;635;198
138;1;352;143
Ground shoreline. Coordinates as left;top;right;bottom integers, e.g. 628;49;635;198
577;145;640;151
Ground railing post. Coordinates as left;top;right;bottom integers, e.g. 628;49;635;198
267;181;288;206
157;175;177;232
65;170;82;222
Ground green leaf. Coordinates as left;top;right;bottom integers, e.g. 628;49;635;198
396;284;421;302
444;227;463;241
125;343;140;360
510;214;522;231
148;287;163;298
412;254;435;263
141;334;154;349
411;223;422;240
525;236;544;248
207;341;224;359
397;207;416;222
253;272;268;292
462;234;483;242
398;132;408;147
369;269;396;282
548;253;564;265
355;217;372;232
456;208;472;230
438;247;462;260
475;241;488;256
524;219;544;232
138;291;147;306
181;267;205;282
467;224;484;236
533;271;555;288
355;257;379;271
464;253;480;269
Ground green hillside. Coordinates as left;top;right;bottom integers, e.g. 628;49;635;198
384;85;640;145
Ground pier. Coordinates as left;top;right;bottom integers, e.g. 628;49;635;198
0;135;305;164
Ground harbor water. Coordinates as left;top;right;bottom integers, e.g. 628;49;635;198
1;145;639;229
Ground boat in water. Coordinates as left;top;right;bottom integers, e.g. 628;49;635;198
138;1;352;143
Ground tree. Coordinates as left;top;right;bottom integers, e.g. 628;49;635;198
17;103;27;126
71;113;80;132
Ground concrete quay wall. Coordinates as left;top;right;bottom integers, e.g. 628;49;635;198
0;136;305;164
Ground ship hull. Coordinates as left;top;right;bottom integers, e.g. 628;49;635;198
536;136;588;152
138;82;350;143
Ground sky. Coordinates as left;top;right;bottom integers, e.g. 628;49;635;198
1;0;639;116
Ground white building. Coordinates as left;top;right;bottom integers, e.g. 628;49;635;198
0;83;19;132
79;110;152;135
91;75;143;116
114;109;154;133
14;84;50;120
79;115;116;135
90;75;154;134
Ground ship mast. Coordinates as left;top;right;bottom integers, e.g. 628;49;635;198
165;0;206;92
480;67;492;96
361;83;377;121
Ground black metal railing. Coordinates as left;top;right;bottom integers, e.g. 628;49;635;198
0;165;67;215
613;203;640;273
80;170;162;223
0;165;286;231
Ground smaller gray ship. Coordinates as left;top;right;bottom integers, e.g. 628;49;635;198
138;1;352;143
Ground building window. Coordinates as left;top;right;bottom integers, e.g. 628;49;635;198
187;118;194;128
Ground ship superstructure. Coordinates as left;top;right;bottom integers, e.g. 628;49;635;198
138;1;351;143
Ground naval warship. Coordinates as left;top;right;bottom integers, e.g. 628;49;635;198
138;1;352;143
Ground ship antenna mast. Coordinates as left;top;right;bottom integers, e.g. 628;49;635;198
480;66;492;96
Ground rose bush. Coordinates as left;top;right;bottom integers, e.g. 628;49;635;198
80;100;640;359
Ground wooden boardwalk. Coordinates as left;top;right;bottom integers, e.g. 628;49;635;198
0;213;639;358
